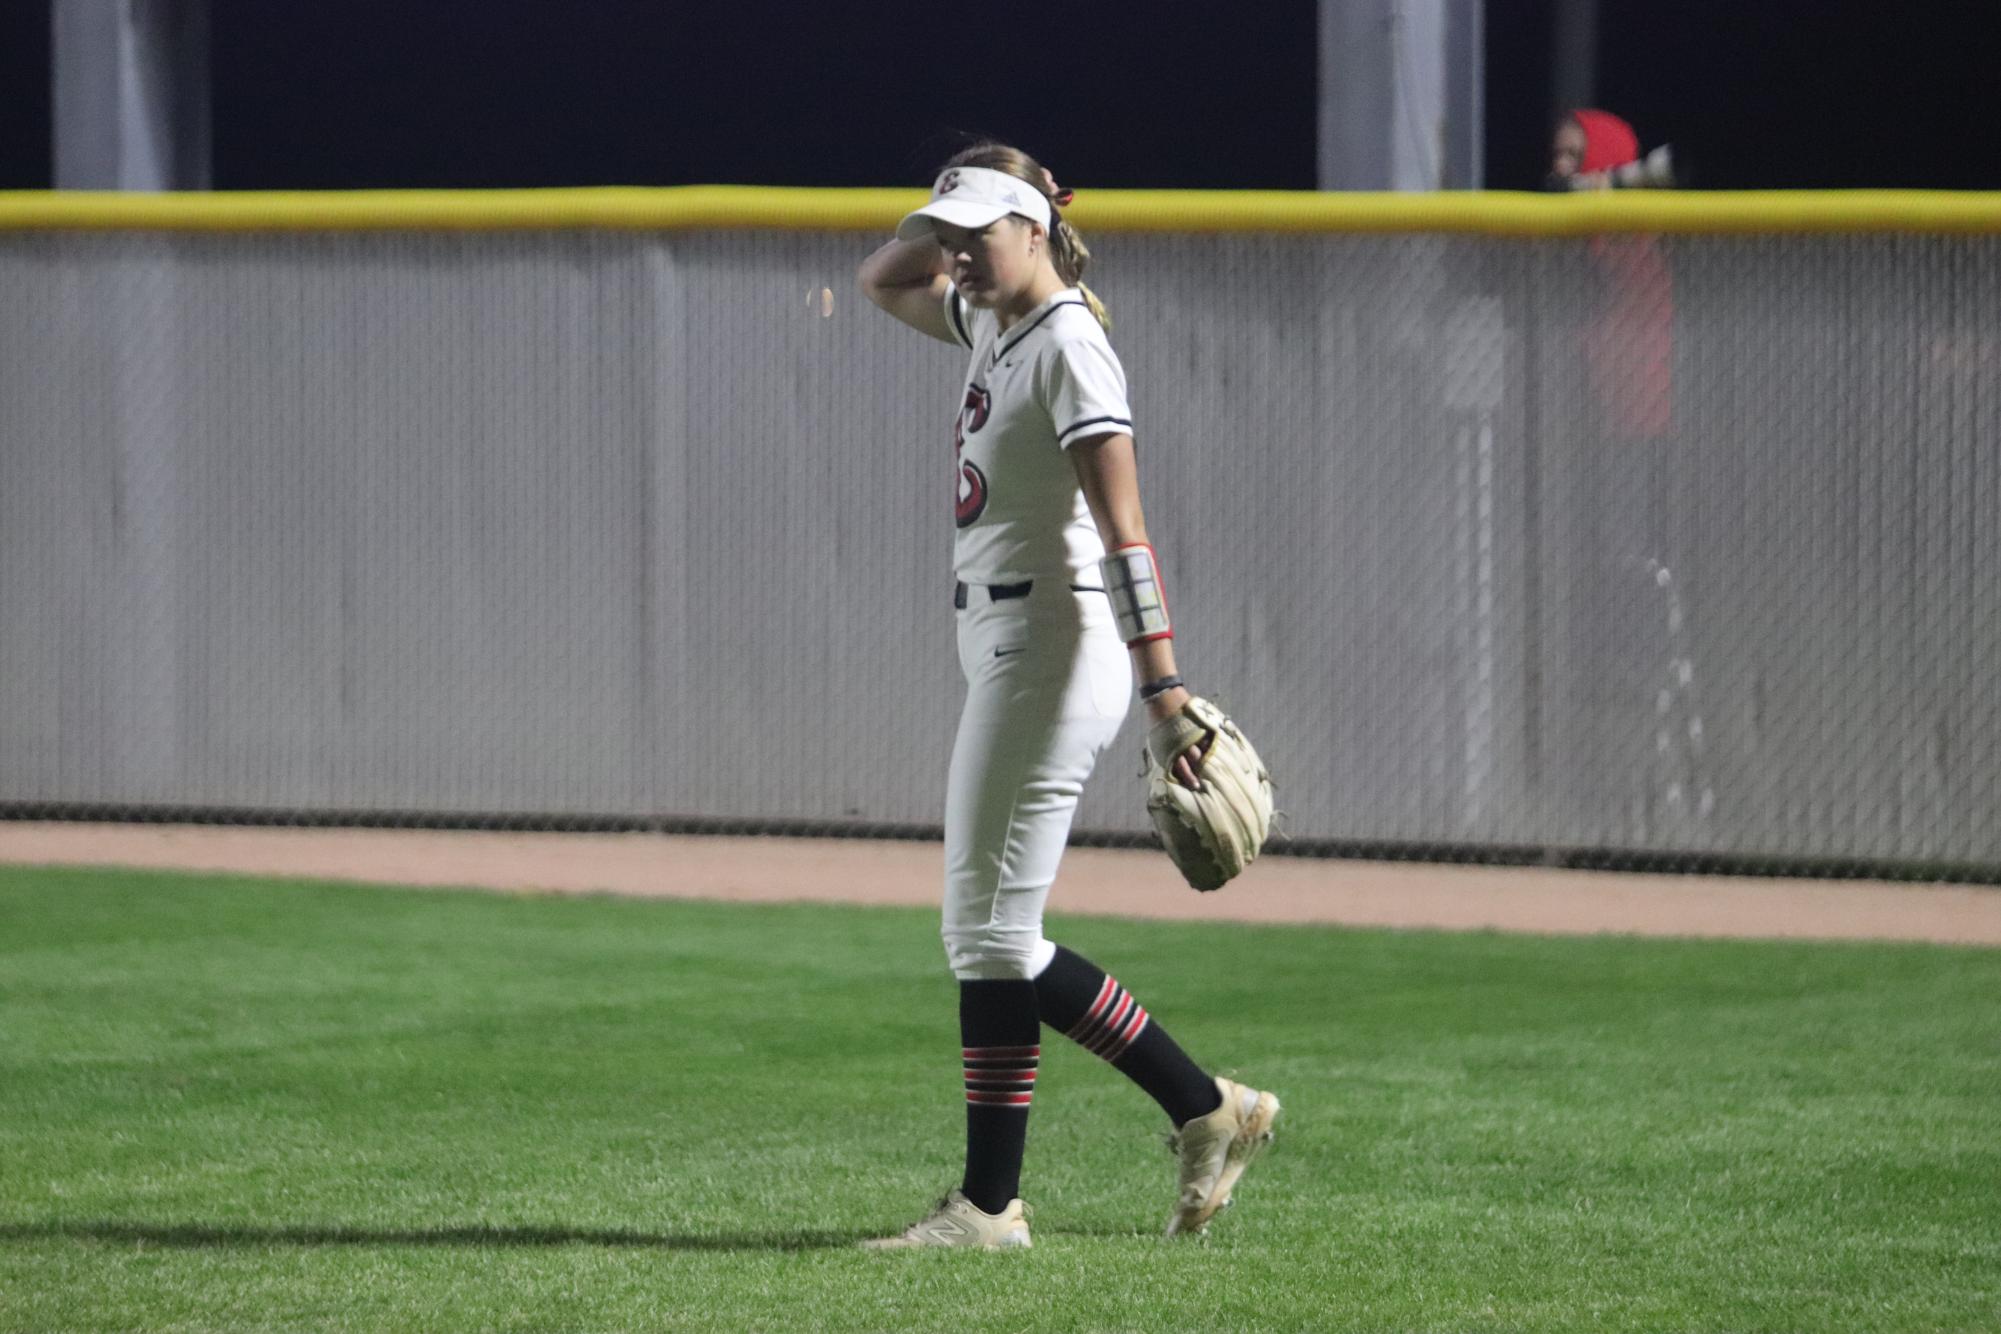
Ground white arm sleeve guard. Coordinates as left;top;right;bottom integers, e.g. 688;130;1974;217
1099;543;1172;644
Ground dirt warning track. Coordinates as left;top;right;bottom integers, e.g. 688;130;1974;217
3;822;1997;946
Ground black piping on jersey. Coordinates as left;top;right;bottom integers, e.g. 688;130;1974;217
1057;415;1134;446
986;298;1090;370
946;292;974;350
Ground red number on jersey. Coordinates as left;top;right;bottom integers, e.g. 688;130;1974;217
954;384;992;528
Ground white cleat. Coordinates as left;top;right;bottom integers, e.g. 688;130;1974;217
1165;1076;1280;1238
861;1189;1032;1250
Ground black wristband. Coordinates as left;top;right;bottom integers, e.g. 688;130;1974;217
1137;674;1185;702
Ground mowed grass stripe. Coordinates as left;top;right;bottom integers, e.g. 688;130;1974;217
1;864;1997;1333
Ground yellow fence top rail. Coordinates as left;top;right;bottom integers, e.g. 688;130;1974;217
4;186;2001;236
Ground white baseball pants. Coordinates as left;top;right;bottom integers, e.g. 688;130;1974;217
942;582;1130;980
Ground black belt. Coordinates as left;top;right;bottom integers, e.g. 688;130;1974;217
953;580;1105;609
954;579;1034;609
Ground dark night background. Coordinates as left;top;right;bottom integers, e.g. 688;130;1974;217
0;2;1992;192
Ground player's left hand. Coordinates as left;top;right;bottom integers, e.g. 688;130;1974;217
1145;687;1206;788
1141;695;1277;892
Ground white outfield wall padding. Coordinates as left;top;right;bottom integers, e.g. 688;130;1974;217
2;217;1998;867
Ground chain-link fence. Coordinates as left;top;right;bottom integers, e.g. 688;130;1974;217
3;223;1997;878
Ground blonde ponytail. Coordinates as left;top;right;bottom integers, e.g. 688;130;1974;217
1050;217;1111;332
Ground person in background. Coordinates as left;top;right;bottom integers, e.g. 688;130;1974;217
1552;109;1674;442
1549;110;1712;834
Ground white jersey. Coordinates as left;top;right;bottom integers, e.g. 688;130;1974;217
944;286;1134;584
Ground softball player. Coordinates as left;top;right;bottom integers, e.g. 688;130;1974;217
855;143;1278;1248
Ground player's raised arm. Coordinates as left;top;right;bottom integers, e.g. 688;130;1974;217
857;235;960;344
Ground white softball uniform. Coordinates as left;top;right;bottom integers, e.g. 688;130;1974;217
940;286;1136;979
947;288;1132;584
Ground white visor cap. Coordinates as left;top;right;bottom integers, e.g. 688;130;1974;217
896;166;1052;242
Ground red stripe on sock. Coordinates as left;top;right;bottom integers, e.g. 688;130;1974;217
1118;1007;1150;1044
965;1090;1035;1106
1065;978;1119;1039
1079;993;1131;1056
1097;1010;1148;1060
1061;980;1151;1061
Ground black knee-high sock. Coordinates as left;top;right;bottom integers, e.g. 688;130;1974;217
958;979;1040;1215
1033;945;1223;1128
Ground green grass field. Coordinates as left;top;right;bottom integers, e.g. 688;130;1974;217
2;864;1997;1333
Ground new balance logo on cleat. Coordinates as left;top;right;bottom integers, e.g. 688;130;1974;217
861;1190;1032;1250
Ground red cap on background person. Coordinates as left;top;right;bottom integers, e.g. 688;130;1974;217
1551;109;1660;190
1571;109;1641;175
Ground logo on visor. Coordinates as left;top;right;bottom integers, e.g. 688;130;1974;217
937;170;962;197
